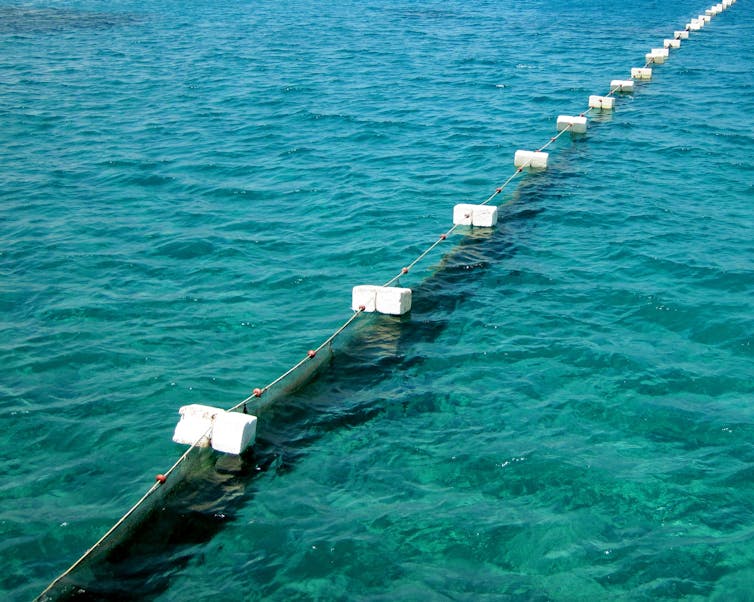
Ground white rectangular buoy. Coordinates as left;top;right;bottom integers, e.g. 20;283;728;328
211;411;258;455
513;150;548;170
453;204;474;226
588;95;614;110
675;30;689;39
646;47;669;64
699;14;711;22
352;285;378;312
687;20;702;31
453;203;498;227
376;286;412;315
610;79;634;93
353;285;412;315
173;404;221;447
664;38;681;48
631;67;652;80
556;115;588;134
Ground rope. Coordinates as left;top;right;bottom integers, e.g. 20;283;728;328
35;423;213;601
37;2;737;597
227;309;364;413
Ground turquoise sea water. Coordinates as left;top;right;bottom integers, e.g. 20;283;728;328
2;0;753;599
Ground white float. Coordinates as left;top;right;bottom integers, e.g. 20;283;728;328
172;404;258;455
610;79;634;93
645;48;668;64
211;411;257;455
589;95;614;110
556;115;588;134
675;30;689;39
687;20;702;30
664;38;681;48
699;14;711;22
352;285;412;315
513;150;548;170
352;284;378;312
453;203;498;227
173;404;220;447
631;67;652;80
376;286;412;315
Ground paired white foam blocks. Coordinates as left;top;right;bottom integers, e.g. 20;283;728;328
675;30;689;39
352;285;412;315
646;48;669;64
664;38;681;49
631;67;652;80
611;80;634;93
173;404;258;455
687;20;702;31
556;115;587;134
589;95;614;110
453;204;498;227
514;150;548;170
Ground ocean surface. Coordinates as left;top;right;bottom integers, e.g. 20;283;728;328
2;0;753;600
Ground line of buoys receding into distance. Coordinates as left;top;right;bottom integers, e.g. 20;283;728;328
350;0;736;321
34;2;740;598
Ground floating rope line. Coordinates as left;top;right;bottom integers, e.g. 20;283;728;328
36;423;214;601
36;1;738;599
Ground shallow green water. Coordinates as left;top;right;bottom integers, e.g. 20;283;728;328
1;0;753;599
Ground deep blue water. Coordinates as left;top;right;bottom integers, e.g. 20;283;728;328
1;0;753;600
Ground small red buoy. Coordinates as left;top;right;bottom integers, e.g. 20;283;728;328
253;388;262;397
156;474;167;484
440;234;447;240
401;267;408;274
307;349;316;358
358;304;366;311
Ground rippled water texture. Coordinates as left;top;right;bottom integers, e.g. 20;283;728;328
1;0;753;600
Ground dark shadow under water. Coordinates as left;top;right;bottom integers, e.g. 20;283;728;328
50;167;567;600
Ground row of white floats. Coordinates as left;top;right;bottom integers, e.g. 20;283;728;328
172;0;736;457
346;0;735;318
344;2;735;319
